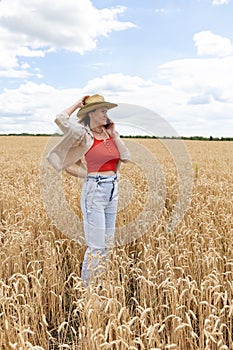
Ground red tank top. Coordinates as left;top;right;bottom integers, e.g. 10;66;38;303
85;137;120;173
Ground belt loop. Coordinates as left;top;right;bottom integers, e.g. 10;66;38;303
96;175;100;185
109;181;115;202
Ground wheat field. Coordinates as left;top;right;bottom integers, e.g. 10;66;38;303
0;136;233;350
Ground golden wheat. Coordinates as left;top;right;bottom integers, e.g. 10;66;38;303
0;136;233;349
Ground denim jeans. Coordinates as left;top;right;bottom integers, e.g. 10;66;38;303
80;174;118;286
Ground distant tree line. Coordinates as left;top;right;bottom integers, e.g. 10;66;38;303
0;133;232;141
0;133;61;137
122;135;233;141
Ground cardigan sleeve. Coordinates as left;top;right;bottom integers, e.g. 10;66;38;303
54;111;86;141
46;112;87;172
113;137;130;162
55;111;77;134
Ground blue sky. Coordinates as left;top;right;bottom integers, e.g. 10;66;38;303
0;0;233;136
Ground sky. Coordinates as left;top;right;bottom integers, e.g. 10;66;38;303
0;0;233;137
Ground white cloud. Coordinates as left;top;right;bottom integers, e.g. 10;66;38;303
156;55;233;136
0;69;32;78
16;47;45;58
1;59;233;137
0;0;135;75
212;0;229;5
1;26;233;137
85;73;153;93
193;31;233;57
159;56;233;102
0;82;84;134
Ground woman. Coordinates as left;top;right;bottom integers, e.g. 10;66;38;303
47;94;130;286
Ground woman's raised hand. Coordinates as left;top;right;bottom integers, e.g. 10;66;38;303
105;119;119;139
77;95;90;108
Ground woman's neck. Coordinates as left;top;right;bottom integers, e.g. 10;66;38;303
90;123;104;134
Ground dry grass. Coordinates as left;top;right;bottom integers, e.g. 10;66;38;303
0;136;233;350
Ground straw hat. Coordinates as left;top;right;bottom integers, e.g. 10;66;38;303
77;94;118;121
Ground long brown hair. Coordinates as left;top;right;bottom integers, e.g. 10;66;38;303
82;109;96;126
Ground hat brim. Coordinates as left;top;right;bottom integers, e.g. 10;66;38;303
77;101;118;121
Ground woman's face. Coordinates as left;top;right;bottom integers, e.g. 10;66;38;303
89;107;108;126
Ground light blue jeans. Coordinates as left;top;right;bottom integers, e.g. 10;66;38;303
80;174;118;286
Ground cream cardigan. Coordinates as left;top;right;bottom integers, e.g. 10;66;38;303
46;112;130;178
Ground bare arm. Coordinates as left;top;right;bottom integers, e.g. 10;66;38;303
55;96;89;133
63;95;89;116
